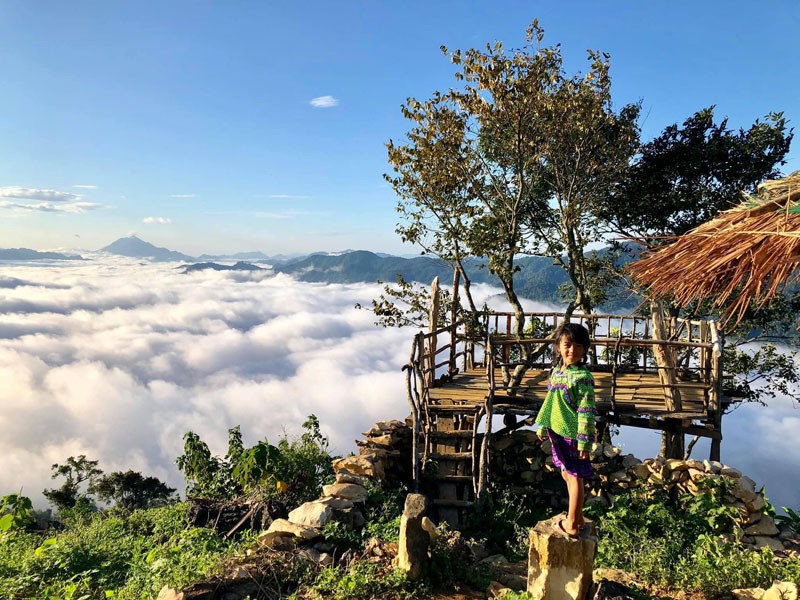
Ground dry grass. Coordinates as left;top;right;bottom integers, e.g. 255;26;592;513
627;171;800;327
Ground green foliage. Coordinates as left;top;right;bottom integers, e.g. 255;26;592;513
462;487;553;560
601;106;792;240
89;470;176;512
177;416;335;506
776;507;800;533
0;502;246;600
308;562;417;600
364;273;457;328
43;455;103;513
590;480;800;595
0;493;36;531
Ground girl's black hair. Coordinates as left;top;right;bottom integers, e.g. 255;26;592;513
554;322;591;363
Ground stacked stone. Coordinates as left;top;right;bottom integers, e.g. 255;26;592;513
488;431;800;558
256;419;410;556
355;419;413;486
616;456;800;557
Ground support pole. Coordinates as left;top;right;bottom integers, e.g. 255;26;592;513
651;301;684;458
427;277;440;388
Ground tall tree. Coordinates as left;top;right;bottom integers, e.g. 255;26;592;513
386;21;639;387
43;455;103;513
598;107;794;455
599;107;792;243
90;470;176;511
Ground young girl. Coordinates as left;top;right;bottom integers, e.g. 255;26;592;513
535;322;596;538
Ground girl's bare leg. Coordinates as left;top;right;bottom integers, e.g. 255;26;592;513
562;471;585;533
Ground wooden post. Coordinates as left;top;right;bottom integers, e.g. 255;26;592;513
651;301;684;458
708;320;724;461
427;277;440;388
449;268;460;377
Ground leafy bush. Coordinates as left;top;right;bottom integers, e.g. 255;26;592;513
0;493;36;531
0;502;247;600
304;561;417;600
461;486;554;560
590;480;800;595
177;415;335;506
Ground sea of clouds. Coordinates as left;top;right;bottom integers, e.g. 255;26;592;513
1;257;798;512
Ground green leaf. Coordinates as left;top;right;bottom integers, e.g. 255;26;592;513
0;513;13;531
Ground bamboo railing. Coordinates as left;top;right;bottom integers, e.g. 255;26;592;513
405;310;725;492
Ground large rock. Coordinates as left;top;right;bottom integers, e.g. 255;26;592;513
763;582;798;600
288;501;333;528
732;476;758;504
322;483;369;503
732;588;765;600
528;514;597;600
753;536;784;552
396;493;430;581
333;455;383;479
745;515;779;537
157;587;185;600
257;519;321;547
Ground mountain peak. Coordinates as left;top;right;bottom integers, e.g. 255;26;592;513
100;236;194;262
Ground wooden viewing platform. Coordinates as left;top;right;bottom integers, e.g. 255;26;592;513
403;309;729;524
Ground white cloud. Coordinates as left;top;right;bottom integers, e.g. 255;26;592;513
269;194;310;199
0;187;103;214
0;258;417;508
1;258;797;515
143;217;172;225
0;187;82;202
0;200;101;213
169;194;196;199
310;95;339;108
73;185;98;190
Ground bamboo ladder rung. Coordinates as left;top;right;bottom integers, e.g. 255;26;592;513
428;452;473;461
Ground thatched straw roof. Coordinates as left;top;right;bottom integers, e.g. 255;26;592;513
627;170;800;327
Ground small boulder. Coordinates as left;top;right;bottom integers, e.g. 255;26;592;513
762;582;799;600
322;483;369;503
258;519;321;547
732;588;766;600
753;536;785;552
745;516;779;537
396;493;430;581
288;502;333;529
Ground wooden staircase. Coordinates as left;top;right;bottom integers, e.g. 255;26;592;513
421;402;483;526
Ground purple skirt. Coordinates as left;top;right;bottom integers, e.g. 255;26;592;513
548;429;594;480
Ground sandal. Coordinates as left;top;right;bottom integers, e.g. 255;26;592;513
556;517;579;539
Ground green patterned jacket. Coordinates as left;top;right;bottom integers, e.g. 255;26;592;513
534;363;596;452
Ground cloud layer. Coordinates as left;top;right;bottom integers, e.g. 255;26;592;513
0;258;417;507
0;258;797;512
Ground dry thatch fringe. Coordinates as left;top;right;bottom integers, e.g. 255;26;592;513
627;171;800;328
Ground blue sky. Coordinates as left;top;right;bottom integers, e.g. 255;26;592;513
1;0;798;256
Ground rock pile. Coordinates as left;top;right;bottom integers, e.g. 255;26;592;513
488;430;800;558
256;419;411;552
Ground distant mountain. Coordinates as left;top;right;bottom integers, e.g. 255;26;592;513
272;249;636;310
197;251;271;261
0;248;84;261
180;261;267;273
100;236;194;262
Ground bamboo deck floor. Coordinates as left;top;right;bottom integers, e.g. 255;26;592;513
427;367;709;420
